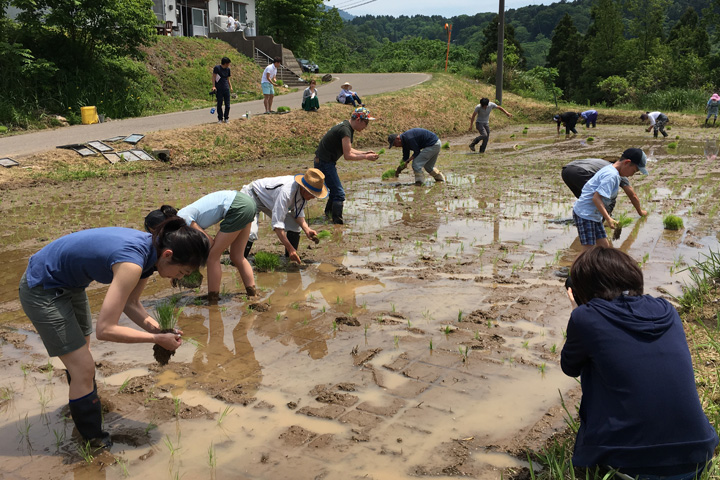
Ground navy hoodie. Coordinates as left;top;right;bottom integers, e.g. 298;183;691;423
561;294;718;471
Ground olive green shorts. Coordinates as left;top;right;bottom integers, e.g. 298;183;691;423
219;192;256;233
18;273;92;357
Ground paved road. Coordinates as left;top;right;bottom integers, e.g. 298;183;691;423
0;73;430;159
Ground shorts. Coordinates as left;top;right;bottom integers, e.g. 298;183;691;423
261;83;275;95
573;211;607;245
219;192;256;233
18;272;92;357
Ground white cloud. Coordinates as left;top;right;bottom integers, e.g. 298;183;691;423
325;0;551;18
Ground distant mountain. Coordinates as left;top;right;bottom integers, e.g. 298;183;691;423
324;5;354;21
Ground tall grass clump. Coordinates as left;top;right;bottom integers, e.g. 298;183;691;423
678;249;720;312
639;88;708;114
154;298;183;331
253;251;280;272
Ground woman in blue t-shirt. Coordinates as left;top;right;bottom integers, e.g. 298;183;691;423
18;218;209;448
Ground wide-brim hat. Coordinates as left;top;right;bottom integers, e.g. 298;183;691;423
295;168;328;199
341;81;352;88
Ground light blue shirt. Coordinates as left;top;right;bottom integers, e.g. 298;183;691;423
177;191;237;229
573;164;620;222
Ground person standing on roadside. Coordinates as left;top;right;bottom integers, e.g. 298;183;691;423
18;220;210;448
640;111;669;138
261;57;282;114
211;57;232;124
388;128;446;185
468;97;512;153
314;107;379;224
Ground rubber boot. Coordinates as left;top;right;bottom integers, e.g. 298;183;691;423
430;168;445;182
324;199;332;219
331;201;344;225
244;241;253;258
68;388;112;449
414;170;424;186
285;231;301;257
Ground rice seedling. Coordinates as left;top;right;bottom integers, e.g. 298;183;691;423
1;385;15;402
208;442;217;468
663;214;684;230
335;295;343;305
442;141;450;149
275;312;283;322
164;434;179;456
144;422;158;434
667;141;678;149
522;340;529;349
332;320;337;332
276;106;290;112
550;344;557;354
154;301;183;331
538;362;547;374
377;148;385;155
253;251;280;272
459;346;470;362
172;395;181;417
390;303;396;313
394;335;400;348
442;325;452;335
587;136;594;142
118;377;131;393
381;169;396;180
611;212;633;240
16;413;31;441
77;440;94;463
20;363;29;378
457;310;463;322
364;324;369;336
429;338;433;351
116;458;130;477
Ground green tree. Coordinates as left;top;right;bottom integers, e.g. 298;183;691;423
256;0;324;57
315;7;349;72
547;13;584;99
477;15;525;69
668;7;710;57
626;0;670;61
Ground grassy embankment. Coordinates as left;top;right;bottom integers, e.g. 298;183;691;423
1;66;706;189
516;251;720;479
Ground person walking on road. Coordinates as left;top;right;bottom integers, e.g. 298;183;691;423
211;57;233;123
388;128;446;185
468;97;512;152
640;111;669;138
241;168;327;263
261;57;282;114
314;107;379;225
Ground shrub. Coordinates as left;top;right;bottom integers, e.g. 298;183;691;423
276;106;291;112
663;215;684;230
254;251;280;271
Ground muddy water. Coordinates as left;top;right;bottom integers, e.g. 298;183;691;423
1;125;719;479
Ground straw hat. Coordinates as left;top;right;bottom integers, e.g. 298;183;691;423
295;168;328;198
341;82;352;88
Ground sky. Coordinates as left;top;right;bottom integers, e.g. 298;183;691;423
324;0;553;18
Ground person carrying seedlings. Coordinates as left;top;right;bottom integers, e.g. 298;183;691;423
145;190;257;302
211;57;233;124
261;56;282;114
302;79;320;112
572;148;648;251
468;97;512;152
314;107;379;224
336;82;363;107
640;111;669;138
562;246;718;478
240;168;327;263
18;219;210;448
388;128;446;186
706;93;719;127
554;112;581;135
580;109;598;128
562;158;647;217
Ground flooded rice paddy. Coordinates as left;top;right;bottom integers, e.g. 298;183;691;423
0;124;719;479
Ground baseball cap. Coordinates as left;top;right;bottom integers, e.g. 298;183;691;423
387;134;399;148
622;148;648;175
351;107;375;121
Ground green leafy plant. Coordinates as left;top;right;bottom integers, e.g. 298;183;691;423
381;169;396;180
377;148;385;155
276;106;290;112
663;214;684;230
253;251;280;271
442;141;450;149
667;141;678;149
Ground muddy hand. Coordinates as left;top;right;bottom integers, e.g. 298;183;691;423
289;251;302;264
156;332;183;351
310;234;320;244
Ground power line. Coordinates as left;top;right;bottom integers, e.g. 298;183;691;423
329;0;377;11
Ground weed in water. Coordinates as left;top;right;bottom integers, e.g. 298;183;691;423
77;440;94;464
253;251;280;271
663;214;684;230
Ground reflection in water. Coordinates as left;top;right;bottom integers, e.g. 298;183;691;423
705;138;718;161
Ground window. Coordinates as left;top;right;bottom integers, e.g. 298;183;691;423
152;0;163;20
220;1;247;22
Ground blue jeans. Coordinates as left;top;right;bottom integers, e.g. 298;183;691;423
314;159;345;203
216;88;230;120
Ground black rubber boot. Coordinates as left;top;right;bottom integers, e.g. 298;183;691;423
244;241;253;258
68;388;112;449
324;199;332;219
285;231;301;257
331;201;344;225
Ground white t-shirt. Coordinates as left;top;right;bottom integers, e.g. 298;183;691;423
244;176;306;231
647;112;661;126
226;16;235;32
474;102;497;124
261;64;277;84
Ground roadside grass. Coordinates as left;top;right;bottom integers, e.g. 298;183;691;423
512;250;720;479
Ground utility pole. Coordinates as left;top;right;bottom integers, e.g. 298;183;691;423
444;23;452;72
495;0;505;105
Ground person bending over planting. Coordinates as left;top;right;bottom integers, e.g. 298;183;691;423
640;111;669;138
241;168;327;263
562;246;718;479
145;190;257;302
19;219;210;448
388;128;446;186
572;148;647;251
314;107;379;224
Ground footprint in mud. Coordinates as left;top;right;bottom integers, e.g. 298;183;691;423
249;302;270;312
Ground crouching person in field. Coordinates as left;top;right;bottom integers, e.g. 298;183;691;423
388;128;446;186
562;246;718;479
241;168;328;264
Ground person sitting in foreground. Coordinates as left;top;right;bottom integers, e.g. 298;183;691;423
302;79;320;111
562;247;718;480
336;82;363;107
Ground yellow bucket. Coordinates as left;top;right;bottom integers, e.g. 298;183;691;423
80;106;99;125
